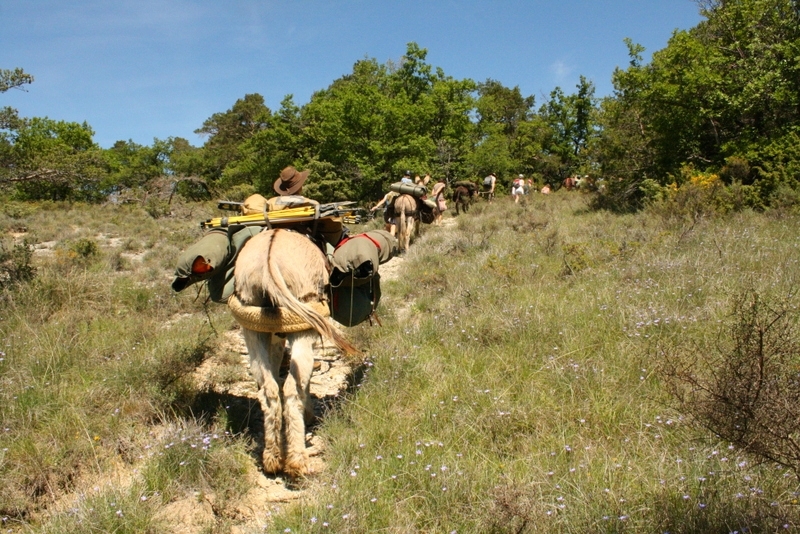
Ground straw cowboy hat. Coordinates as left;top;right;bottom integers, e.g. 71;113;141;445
273;166;310;196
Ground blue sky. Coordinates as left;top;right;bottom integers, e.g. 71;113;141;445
1;0;703;149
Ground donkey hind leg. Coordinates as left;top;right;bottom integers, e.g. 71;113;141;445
282;330;317;477
242;328;285;474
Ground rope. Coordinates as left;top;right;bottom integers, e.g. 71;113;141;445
228;293;330;333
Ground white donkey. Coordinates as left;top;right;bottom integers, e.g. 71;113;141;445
231;228;356;477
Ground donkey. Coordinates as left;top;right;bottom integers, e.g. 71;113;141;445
452;184;475;215
231;228;356;477
393;194;418;253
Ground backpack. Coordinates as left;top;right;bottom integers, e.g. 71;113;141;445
483;175;493;186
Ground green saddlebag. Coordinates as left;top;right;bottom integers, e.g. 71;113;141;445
328;230;397;326
171;226;262;303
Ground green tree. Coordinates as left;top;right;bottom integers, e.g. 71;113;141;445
167;137;205;178
298;43;476;200
0;68;33;93
539;76;597;183
103;138;171;192
195;93;271;184
1;68;111;201
468;80;536;183
594;0;800;210
225;95;304;194
1;114;108;201
589;40;657;210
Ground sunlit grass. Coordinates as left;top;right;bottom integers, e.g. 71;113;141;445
1;195;799;532
272;193;800;533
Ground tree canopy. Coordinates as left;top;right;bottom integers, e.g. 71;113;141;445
592;0;800;210
4;2;800;211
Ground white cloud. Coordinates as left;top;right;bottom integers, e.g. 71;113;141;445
549;60;573;83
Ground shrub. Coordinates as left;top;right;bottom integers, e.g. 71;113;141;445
767;183;800;217
659;289;800;477
69;237;100;258
0;238;36;290
219;182;257;202
172;178;211;201
143;199;170;219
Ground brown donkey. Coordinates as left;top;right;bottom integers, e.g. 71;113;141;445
393;194;418;253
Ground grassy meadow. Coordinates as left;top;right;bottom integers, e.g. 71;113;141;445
1;192;799;533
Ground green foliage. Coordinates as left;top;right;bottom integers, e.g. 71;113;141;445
0;68;34;92
290;45;476;198
69;237;100;258
469;80;542;182
194;93;272;185
143;197;171;219
7;6;800;215
538;76;598;181
0;238;35;290
166;136;204;178
172;178;211;201
1;113;109;201
593;0;800;211
218;182;257;202
104;139;171;192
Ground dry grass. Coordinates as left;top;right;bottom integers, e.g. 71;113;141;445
1;193;799;533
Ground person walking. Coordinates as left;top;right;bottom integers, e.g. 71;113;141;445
483;172;497;202
430;180;447;226
370;190;400;236
512;174;525;203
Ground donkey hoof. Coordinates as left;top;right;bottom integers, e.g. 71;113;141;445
262;453;282;475
283;456;311;478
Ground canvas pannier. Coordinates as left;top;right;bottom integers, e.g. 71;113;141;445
328;230;397;326
419;198;437;224
171;225;262;303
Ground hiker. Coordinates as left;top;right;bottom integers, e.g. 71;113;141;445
274;165;309;196
430;180;447;226
401;170;413;184
512;174;525;203
483;172;497;202
370;190;400;236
